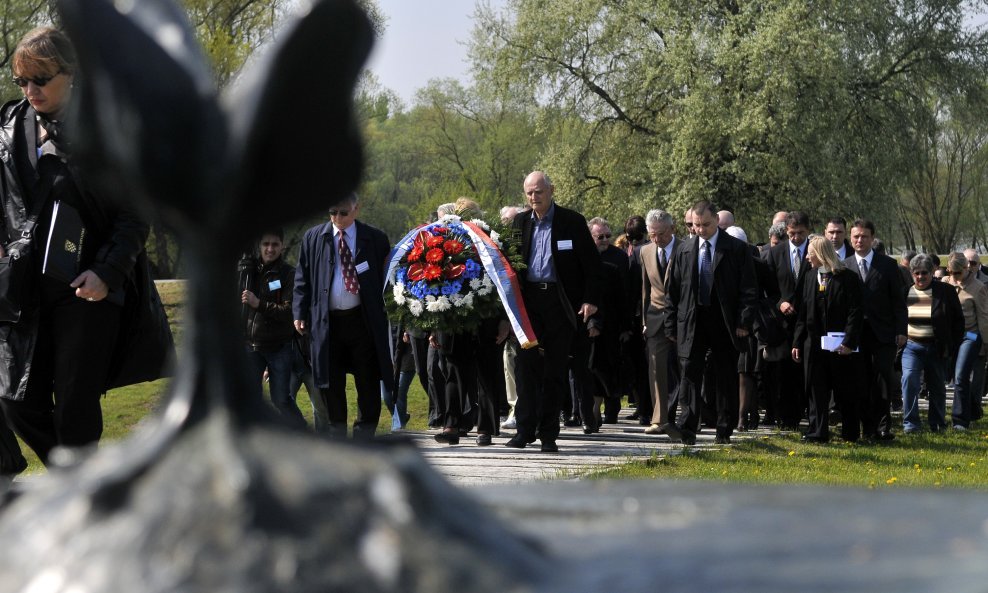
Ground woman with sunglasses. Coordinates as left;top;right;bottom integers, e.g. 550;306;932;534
0;27;149;468
945;252;988;430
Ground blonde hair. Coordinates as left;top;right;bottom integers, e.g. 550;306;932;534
454;197;482;219
807;235;845;272
947;251;967;275
13;27;76;77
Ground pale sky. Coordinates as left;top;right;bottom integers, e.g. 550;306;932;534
366;0;507;105
367;1;988;106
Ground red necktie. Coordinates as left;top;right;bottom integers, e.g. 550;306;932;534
339;232;359;294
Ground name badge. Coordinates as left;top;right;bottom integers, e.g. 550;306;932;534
557;239;573;251
267;279;282;291
355;261;370;274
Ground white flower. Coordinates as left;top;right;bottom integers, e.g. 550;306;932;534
469;278;483;291
476;275;495;296
392;283;406;305
407;299;423;316
449;293;463;306
439;214;461;224
460;293;474;308
489;230;501;248
426;296;452;312
470;219;490;232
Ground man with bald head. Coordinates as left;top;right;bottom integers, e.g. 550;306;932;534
506;171;603;452
717;210;735;230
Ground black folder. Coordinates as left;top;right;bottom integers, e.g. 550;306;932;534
42;200;86;284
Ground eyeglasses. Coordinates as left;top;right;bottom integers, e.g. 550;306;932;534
328;209;350;217
12;73;58;88
594;234;611;241
685;222;694;228
969;261;980;267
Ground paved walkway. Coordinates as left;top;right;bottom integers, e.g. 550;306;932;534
406;407;779;486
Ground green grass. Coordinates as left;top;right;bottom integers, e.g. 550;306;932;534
589;426;988;489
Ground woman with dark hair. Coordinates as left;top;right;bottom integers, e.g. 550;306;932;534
0;27;149;466
792;236;864;443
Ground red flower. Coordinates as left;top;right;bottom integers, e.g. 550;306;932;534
416;230;433;246
423;264;443;280
407;245;424;262
425;248;445;264
427;234;445;249
443;239;464;255
445;263;465;279
434;227;449;234
407;263;425;281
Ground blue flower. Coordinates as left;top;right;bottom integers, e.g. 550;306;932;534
463;259;482;279
395;267;407;284
441;280;463;296
427;284;441;296
410;281;428;299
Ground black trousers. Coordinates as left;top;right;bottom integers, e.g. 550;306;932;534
322;307;381;440
2;277;121;465
474;318;505;435
805;349;862;441
860;326;896;435
675;303;739;439
514;285;575;443
409;333;445;426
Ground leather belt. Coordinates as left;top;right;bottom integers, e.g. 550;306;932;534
527;282;557;290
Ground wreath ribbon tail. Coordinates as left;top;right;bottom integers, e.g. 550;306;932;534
462;222;538;349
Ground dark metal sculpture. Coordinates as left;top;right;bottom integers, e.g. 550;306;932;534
0;1;547;590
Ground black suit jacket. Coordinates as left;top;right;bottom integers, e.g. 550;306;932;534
844;252;907;344
663;230;758;357
767;239;811;331
513;203;602;326
793;268;864;358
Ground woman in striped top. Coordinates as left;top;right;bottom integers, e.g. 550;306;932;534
901;254;963;433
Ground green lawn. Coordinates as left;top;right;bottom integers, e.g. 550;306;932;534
589;426;988;489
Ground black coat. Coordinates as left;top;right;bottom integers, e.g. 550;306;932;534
663;229;758;357
844;252;907;344
512;203;602;326
766;239;811;332
793;268;864;358
0;99;150;401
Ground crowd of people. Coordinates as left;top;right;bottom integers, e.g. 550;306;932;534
241;169;985;453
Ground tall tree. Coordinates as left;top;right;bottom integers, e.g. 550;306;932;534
472;0;988;240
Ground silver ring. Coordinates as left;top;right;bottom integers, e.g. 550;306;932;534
86;298;94;302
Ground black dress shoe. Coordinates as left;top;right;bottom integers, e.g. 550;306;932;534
714;435;731;444
504;435;528;448
801;434;829;443
582;423;598;435
680;432;696;445
434;431;459;445
476;433;492;446
562;418;581;427
875;430;895;441
627;412;641;421
663;423;683;441
602;415;618;424
540;440;559;452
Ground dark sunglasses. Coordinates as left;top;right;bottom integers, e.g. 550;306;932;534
685;222;694;228
328;209;350;217
594;233;612;240
12;73;58;88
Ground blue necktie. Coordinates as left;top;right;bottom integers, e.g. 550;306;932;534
699;240;713;305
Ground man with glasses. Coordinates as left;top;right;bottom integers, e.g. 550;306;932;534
683;208;696;239
293;193;392;439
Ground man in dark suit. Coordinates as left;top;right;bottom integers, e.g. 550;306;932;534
664;200;758;444
765;211;812;429
640;208;684;437
293;193;393;440
845;219;907;440
825;217;853;260
506;171;602;452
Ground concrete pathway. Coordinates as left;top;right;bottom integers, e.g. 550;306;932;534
405;407;780;485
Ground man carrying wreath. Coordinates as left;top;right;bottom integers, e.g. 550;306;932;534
506;171;603;452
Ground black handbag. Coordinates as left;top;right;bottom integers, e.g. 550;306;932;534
104;251;175;390
0;191;51;324
752;299;787;347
